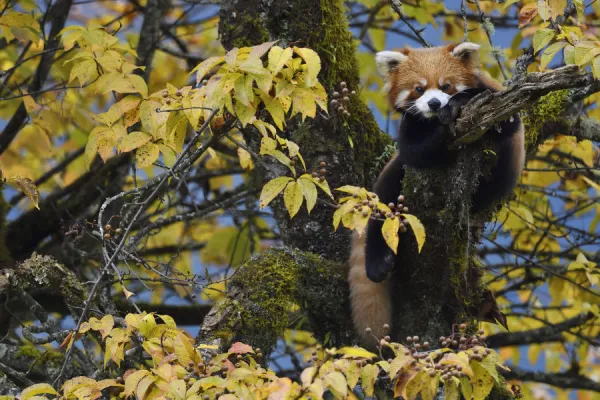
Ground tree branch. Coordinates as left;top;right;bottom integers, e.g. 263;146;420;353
503;366;600;392
486;312;594;348
451;66;600;147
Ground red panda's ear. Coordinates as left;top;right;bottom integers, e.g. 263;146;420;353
375;50;408;80
451;42;481;66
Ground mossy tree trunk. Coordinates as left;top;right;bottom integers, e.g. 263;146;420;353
209;0;490;353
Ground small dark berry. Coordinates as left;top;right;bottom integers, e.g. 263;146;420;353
459;323;467;330
351;90;357;95
320;168;327;175
191;293;197;299
330;99;339;107
105;224;111;231
398;195;405;202
402;206;409;212
319;177;325;182
407;337;413;343
333;91;340;98
460;337;467;344
388;202;395;209
320;161;327;167
342;88;349;95
384;335;391;342
383;323;390;331
340;82;347;88
312;172;318;178
365;327;372;334
338;106;344;113
104;233;111;239
115;228;122;234
176;90;182;96
343;96;350;103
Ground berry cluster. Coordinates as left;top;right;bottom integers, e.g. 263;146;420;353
439;323;488;354
310;161;328;182
330;81;356;117
348;193;410;228
161;88;183;105
102;223;122;240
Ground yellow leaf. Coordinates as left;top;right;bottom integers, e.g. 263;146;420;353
361;364;378;397
323;371;347;398
233;100;257;127
293;47;321;87
298;176;318;213
234;74;254;106
103;74;148;97
190;56;224;85
537;0;550;20
123;287;135;299
284;180;303;218
404;369;428;400
117;131;152;153
249;40;279;59
238;147;254;170
98;315;114;340
268;46;294;75
136;142;160;168
69;59;98;86
20;384;58;400
311;175;333;198
257;90;286;130
260;177;293;208
333;200;357;231
291;88;317;120
337;347;377;359
471;360;494;400
168;114;188;152
353;206;371;235
444;377;460;400
158;144;177;167
137;375;157;400
401;214;426;253
139;314;156;338
382;217;400;254
7;176;39;209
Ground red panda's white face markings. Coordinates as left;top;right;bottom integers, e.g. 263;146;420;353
376;43;482;118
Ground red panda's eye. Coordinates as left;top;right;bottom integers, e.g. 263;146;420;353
415;86;424;93
441;83;451;91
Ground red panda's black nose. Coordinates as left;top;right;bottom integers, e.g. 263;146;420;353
428;98;441;110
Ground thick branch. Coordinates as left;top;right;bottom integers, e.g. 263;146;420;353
486;312;594;348
503;366;600;392
452;66;600;147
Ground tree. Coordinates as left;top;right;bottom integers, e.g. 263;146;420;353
0;0;598;399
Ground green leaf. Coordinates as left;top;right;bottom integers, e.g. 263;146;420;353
574;41;600;66
284;180;303;218
298;176;318;214
382;217;400;254
533;29;555;53
117;131;152;153
401;213;426;253
259;177;293;208
69;59;98;86
540;41;567;69
593;56;600;79
268;46;294;75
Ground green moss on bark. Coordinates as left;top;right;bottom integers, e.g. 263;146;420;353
522;89;570;151
199;247;353;354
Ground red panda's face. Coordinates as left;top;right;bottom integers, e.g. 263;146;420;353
376;43;481;118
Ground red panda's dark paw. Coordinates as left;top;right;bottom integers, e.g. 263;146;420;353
366;253;395;282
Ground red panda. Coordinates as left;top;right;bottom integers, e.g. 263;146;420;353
349;43;525;346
